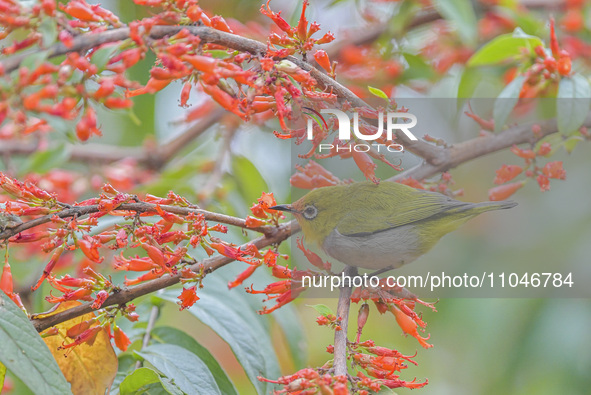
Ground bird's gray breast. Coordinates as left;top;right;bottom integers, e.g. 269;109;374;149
322;225;422;270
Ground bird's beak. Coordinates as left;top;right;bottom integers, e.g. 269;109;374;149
269;204;296;213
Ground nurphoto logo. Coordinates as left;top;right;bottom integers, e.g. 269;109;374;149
303;108;418;153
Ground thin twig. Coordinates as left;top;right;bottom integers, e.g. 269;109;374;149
1;24;443;164
391;115;591;182
333;265;357;377
198;125;236;205
0;200;271;241
31;220;298;332
134;305;160;369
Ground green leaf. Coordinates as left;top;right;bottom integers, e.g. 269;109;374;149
91;44;120;72
120;367;182;395
19;143;69;175
401;53;435;82
20;50;50;71
231;155;269;206
111;354;138;395
206;50;232;59
457;67;483;102
307;304;335;317
557;74;591;135
434;0;477;46
158;280;281;394
563;135;584;153
135;344;220;395
493;75;526;132
0;291;71;395
368;86;389;100
213;265;307;370
39;18;58;47
0;362;6;390
150;327;238;395
468;29;543;67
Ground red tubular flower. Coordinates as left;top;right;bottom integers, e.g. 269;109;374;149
140;243;166;267
60;0;100;22
356;303;370;343
245;216;267;228
114;326;131;351
210;15;233;33
494;164;523;184
488;181;525;201
66;318;96;338
46;287;93;304
543;161;566;179
271;264;292;279
549;18;560;58
352;151;379;184
61;326;102;351
186;5;203;22
313;50;331;73
124;269;166;286
258;286;305;314
53;274;95;289
228;264;259;289
296;238;331;271
558;55;572;76
296;1;309;41
92;290;109;309
32;244;65;291
260;0;294;35
155;205;184;224
200;83;245;119
177;286;199;310
315;32;335;45
1;262;14;295
382;378;428;389
93;78;115;99
389;305;432;349
537;174;550;191
78;236;104;263
180;82;191;107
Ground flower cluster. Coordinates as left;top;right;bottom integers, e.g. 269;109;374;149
259;369;349;395
0;173;291;348
488;141;568;200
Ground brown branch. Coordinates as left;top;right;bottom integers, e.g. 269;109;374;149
31;220;298;332
333;265;357;377
0;107;225;169
391;115;591;182
0;201;272;241
1;24;443;164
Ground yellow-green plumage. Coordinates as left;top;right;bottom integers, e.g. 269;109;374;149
284;181;516;270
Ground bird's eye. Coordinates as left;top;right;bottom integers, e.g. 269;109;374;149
302;205;318;220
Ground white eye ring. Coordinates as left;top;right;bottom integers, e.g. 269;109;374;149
302;205;318;220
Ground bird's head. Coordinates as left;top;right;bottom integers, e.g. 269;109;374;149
271;186;347;246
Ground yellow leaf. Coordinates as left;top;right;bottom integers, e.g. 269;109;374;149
41;301;118;395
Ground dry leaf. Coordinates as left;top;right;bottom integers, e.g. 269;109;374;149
41;301;118;395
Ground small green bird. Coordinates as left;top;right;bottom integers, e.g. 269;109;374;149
271;181;516;271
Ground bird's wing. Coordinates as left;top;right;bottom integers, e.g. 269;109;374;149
336;190;468;237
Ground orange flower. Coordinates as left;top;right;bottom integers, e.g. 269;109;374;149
488;181;525;201
494;164;523;184
114;326;131;351
543;161;566;179
228;265;259;289
389;305;432;349
177;286;199;310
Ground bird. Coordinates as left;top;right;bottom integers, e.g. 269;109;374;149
271;181;517;271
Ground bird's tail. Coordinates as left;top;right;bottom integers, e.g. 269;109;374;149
469;200;518;214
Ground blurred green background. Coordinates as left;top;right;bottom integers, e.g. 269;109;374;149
2;0;591;394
